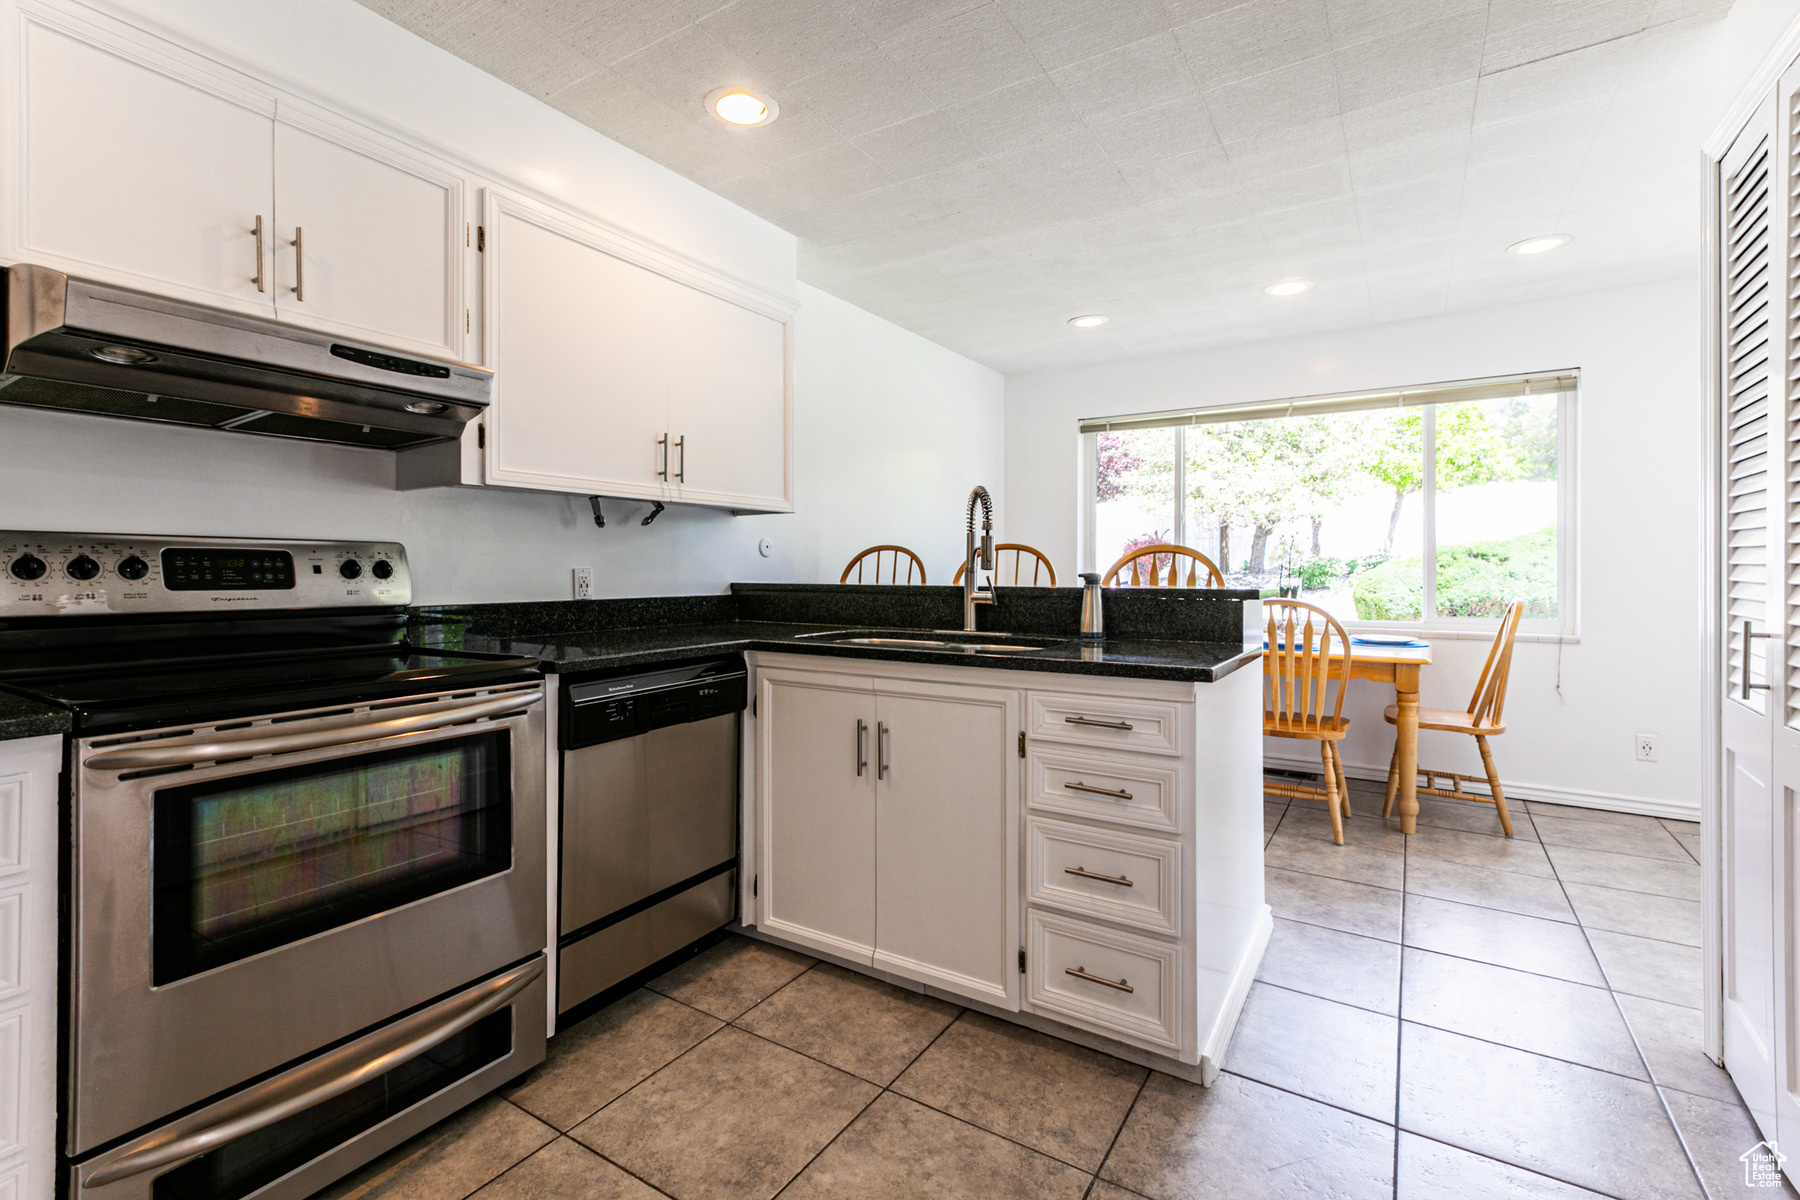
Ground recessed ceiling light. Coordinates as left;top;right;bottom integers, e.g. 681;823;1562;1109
1068;314;1109;328
1265;279;1312;297
1507;234;1571;256
708;87;777;126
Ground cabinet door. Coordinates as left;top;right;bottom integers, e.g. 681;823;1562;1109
11;13;275;314
484;193;671;497
272;106;465;359
873;683;1020;1008
664;279;791;511
758;675;876;964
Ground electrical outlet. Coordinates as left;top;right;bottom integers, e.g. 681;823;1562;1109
573;567;592;600
1636;733;1659;763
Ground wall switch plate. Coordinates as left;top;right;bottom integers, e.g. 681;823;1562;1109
573;567;592;600
1636;733;1658;763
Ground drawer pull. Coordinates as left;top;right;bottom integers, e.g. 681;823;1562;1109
1065;716;1133;731
1066;965;1134;993
1065;781;1133;801
1065;865;1133;887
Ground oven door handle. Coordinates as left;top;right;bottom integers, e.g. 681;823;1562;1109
83;688;544;771
80;956;545;1189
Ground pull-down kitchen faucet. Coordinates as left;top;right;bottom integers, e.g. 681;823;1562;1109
964;485;995;631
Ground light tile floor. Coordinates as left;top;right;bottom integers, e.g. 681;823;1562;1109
318;783;1791;1200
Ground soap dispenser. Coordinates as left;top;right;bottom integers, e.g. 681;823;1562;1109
1079;572;1104;641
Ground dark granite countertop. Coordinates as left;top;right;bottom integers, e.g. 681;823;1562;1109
0;691;71;741
411;618;1260;684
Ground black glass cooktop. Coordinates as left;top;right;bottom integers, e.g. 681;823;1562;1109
0;649;541;735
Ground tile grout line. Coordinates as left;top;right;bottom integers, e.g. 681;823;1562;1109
1084;1070;1149;1200
1527;803;1716;1200
1391;808;1407;1199
768;1007;968;1200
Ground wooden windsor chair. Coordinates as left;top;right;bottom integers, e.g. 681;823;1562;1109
839;545;927;585
952;543;1057;587
1102;544;1224;588
1263;600;1356;845
1382;599;1526;836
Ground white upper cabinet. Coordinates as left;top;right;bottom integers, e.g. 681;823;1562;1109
662;275;789;510
483;188;794;513
271;104;466;359
4;3;468;358
486;193;675;497
9;7;276;316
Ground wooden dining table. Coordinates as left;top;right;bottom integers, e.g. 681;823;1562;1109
1263;638;1435;834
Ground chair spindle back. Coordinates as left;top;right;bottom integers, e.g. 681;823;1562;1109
1102;544;1225;588
839;545;927;585
1264;600;1353;732
1468;599;1526;728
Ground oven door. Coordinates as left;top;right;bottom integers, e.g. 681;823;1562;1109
70;681;547;1156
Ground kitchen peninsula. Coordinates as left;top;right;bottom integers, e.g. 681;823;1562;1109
416;583;1268;1083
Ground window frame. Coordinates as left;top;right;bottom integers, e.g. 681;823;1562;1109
1078;373;1580;639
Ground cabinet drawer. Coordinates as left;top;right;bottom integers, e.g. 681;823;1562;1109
1026;911;1181;1055
1028;747;1181;834
1028;693;1182;756
1027;818;1179;936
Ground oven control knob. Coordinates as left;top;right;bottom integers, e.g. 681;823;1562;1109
117;555;149;581
371;559;394;580
339;559;363;580
8;554;46;581
66;555;100;581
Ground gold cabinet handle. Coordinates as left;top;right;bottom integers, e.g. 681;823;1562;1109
1065;715;1132;731
1064;780;1133;801
291;226;304;301
252;214;265;292
1066;966;1133;993
1064;865;1133;887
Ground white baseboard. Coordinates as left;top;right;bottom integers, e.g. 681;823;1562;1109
1198;903;1272;1087
1263;753;1700;822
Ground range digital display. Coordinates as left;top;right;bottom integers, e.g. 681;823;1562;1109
161;548;296;591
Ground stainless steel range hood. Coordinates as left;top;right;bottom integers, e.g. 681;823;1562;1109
0;265;490;450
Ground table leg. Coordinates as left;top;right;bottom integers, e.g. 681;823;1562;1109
1394;664;1421;835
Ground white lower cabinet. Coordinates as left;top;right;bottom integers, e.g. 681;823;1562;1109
749;656;1268;1080
756;664;1019;1009
1026;910;1182;1055
0;735;60;1200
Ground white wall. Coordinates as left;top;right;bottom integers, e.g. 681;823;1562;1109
0;282;1002;602
1005;279;1702;818
1726;0;1800;108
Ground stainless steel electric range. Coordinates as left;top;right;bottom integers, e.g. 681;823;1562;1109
0;531;549;1200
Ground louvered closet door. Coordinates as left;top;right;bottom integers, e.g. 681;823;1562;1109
1721;89;1780;1147
1768;63;1800;1169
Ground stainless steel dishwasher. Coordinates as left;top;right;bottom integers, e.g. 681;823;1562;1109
558;655;746;1021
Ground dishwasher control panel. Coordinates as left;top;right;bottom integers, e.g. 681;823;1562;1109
563;655;747;749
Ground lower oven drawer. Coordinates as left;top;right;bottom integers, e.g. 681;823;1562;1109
73;957;547;1200
1026;911;1182;1056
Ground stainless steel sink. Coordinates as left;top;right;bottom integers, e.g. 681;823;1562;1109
792;629;1064;655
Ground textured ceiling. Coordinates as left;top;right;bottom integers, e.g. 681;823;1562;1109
358;0;1733;371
